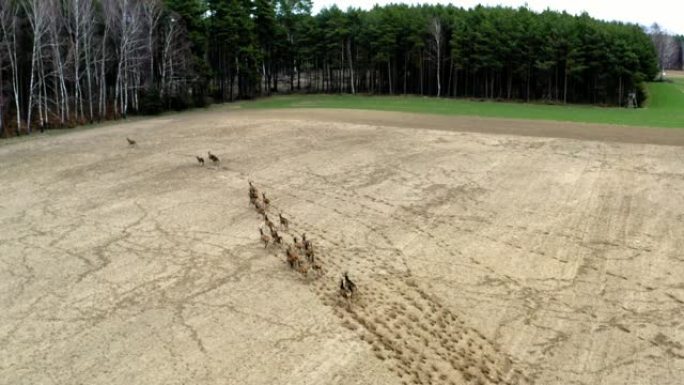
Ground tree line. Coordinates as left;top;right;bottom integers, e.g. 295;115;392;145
0;0;660;137
204;1;658;106
0;0;195;136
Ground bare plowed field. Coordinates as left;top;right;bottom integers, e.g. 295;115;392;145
1;109;683;385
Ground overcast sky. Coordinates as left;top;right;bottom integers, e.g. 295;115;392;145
312;0;684;35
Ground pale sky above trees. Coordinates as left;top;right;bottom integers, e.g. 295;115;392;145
313;0;684;34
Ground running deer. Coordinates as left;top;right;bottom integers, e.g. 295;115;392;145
340;272;357;298
294;236;305;251
279;213;289;230
264;214;275;230
208;151;220;165
286;244;300;269
248;181;258;199
270;228;283;245
259;228;270;248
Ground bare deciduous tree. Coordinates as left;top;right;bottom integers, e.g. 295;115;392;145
346;37;355;94
105;0;146;117
64;0;97;122
650;23;675;78
0;0;22;134
142;0;164;87
45;0;70;127
428;17;443;97
81;0;97;122
98;2;111;120
0;0;198;137
160;13;192;99
0;2;6;135
0;28;4;136
24;0;53;133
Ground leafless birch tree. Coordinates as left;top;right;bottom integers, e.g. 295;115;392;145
142;0;164;86
650;23;675;78
160;13;191;98
428;17;443;97
64;0;97;122
24;0;53;133
105;0;145;117
0;0;22;134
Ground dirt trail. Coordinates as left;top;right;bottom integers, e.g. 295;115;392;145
261;194;530;385
0;110;683;385
229;108;684;146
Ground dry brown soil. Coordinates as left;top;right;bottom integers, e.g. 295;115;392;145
1;108;683;385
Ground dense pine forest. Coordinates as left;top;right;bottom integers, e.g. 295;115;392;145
0;0;664;136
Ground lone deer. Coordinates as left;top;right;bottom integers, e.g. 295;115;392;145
208;151;220;165
126;137;136;146
248;181;258;199
279;213;289;230
341;272;357;297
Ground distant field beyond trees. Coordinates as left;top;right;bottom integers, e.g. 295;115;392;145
0;0;662;137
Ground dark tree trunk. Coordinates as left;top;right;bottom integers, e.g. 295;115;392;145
447;57;453;97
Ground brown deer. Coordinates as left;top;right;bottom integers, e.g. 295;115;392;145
341;272;357;298
259;228;270;248
311;263;323;276
254;201;266;216
264;214;275;230
248;181;258;199
279;213;289;230
208;151;220;165
286;245;300;269
270;228;283;245
305;244;315;264
293;236;305;251
298;264;310;276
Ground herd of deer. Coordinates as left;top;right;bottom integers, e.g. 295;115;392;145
126;138;356;299
247;180;357;299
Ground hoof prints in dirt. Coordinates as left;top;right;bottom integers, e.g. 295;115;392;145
329;278;532;385
248;179;531;385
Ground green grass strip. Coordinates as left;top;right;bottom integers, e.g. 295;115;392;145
238;81;684;129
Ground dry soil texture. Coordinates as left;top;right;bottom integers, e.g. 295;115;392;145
1;109;683;385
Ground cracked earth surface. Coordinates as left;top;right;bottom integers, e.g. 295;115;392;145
0;108;683;385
